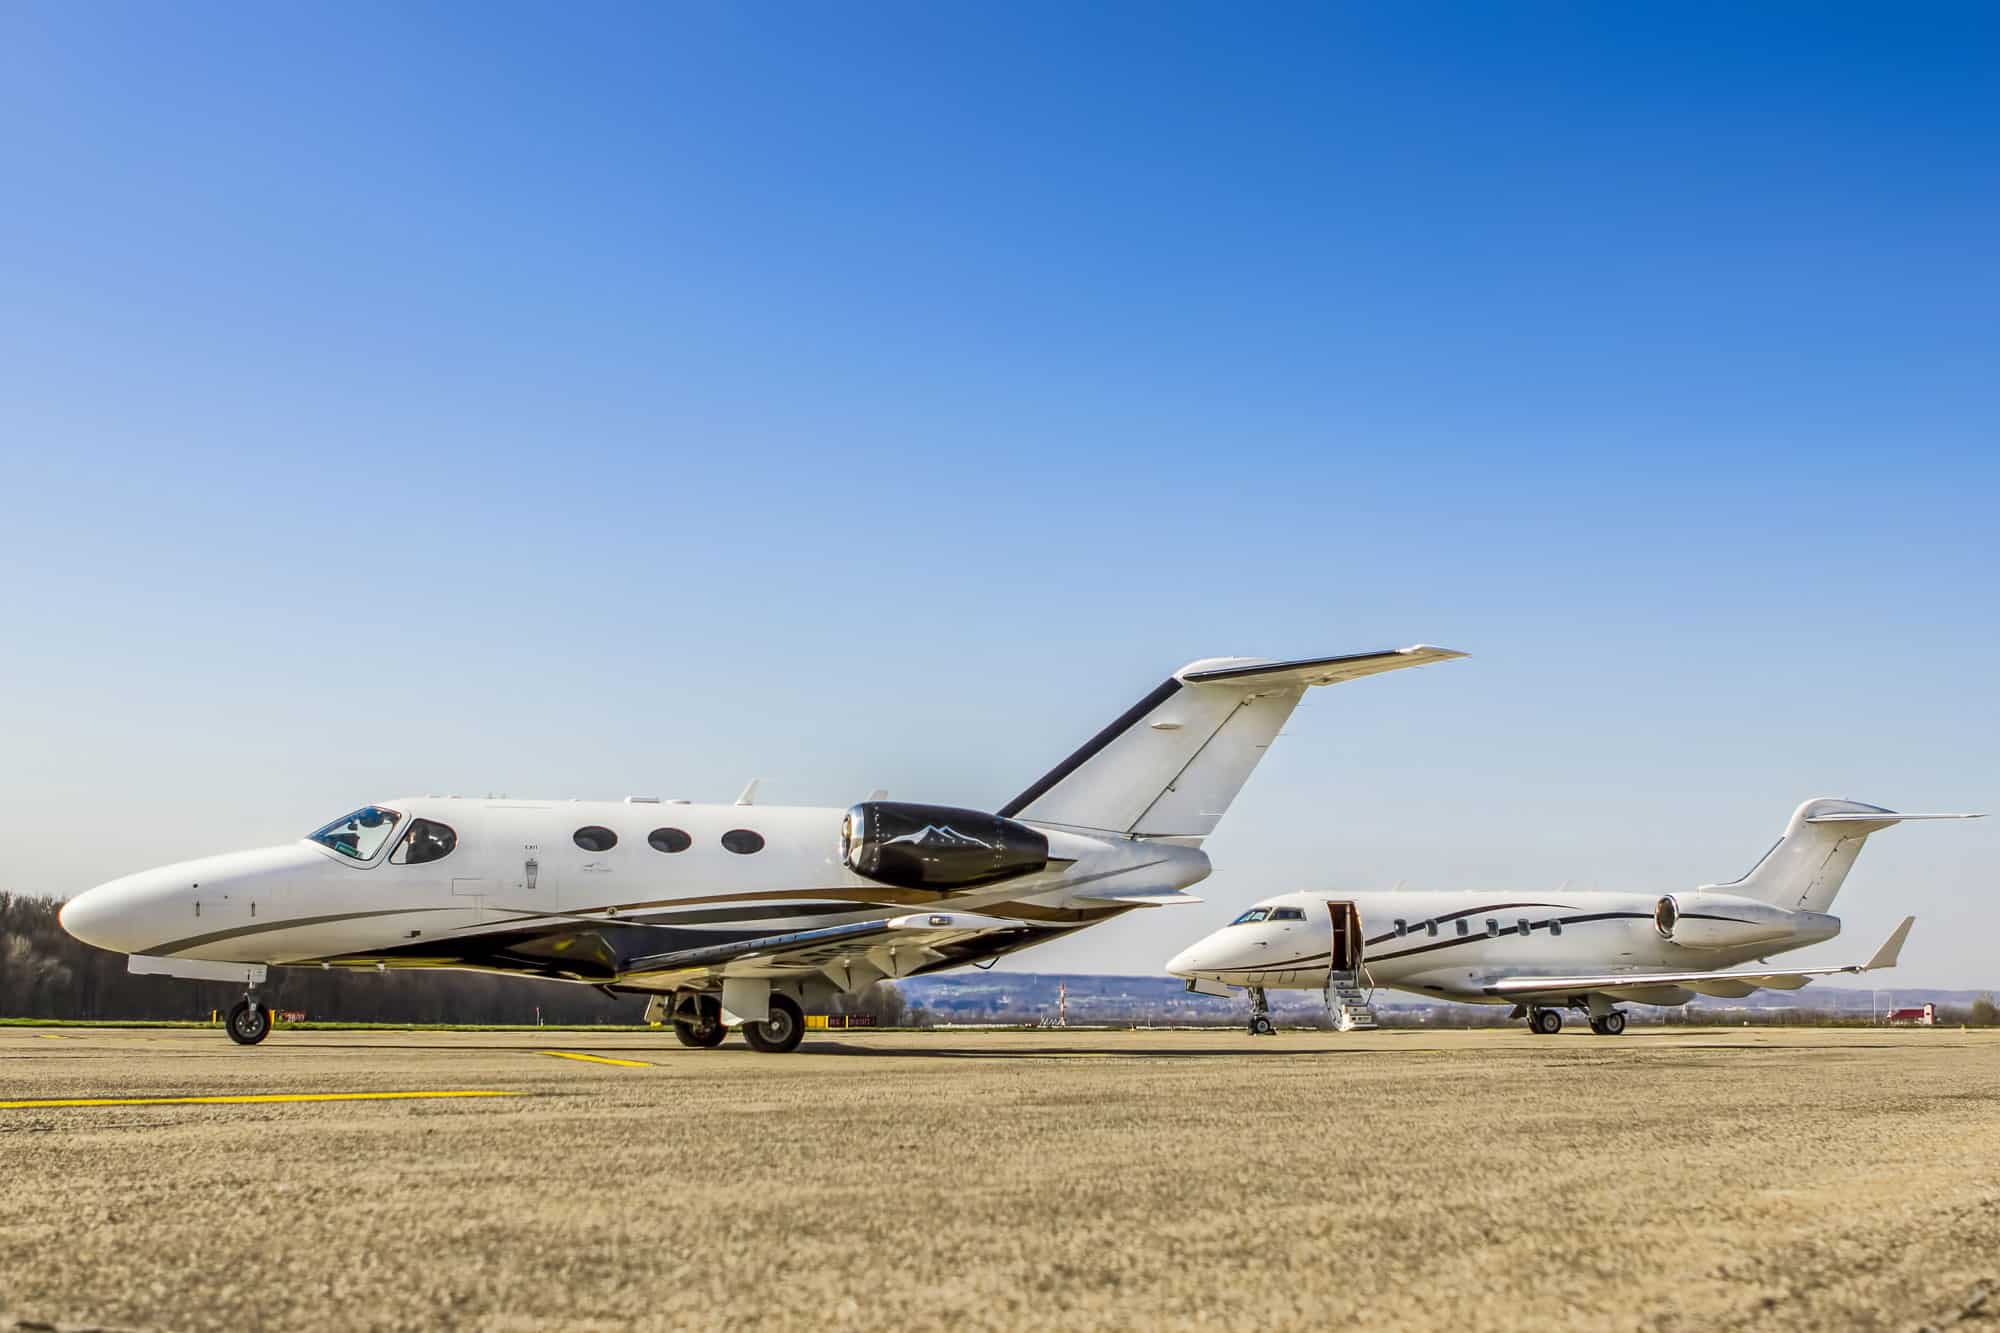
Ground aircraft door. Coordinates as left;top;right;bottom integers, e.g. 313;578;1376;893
484;806;557;912
1326;900;1362;975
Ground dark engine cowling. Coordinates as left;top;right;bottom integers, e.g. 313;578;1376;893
840;801;1049;890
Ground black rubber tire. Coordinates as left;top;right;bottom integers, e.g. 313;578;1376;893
1599;1011;1627;1036
740;994;804;1054
1249;1015;1276;1037
1532;1009;1563;1035
226;999;270;1046
674;1019;727;1048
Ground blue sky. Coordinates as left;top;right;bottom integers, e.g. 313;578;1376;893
2;3;1994;985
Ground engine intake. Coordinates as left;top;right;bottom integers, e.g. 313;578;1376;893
1653;892;1797;950
840;802;1049;890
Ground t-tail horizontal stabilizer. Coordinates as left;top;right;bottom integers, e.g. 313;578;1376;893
999;644;1466;840
1717;799;1984;914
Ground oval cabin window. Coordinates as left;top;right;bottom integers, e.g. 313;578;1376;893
648;827;692;854
573;826;618;852
720;829;765;855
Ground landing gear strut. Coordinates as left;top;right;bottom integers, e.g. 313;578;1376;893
1247;986;1275;1036
226;996;271;1046
741;993;805;1054
1529;1008;1563;1035
674;994;727;1049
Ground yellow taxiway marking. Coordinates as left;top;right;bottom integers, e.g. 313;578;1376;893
539;1050;653;1068
0;1091;516;1110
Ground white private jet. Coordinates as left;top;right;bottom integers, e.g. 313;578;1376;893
1166;798;1980;1036
59;645;1465;1050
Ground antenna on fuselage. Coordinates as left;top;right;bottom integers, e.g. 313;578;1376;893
735;779;760;807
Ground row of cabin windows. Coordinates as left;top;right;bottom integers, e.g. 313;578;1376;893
572;826;766;855
1392;916;1564;939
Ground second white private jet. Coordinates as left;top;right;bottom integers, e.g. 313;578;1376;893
59;644;1464;1050
1166;798;1979;1035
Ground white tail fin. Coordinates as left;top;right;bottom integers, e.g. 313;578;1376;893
996;646;1465;839
1708;798;1982;912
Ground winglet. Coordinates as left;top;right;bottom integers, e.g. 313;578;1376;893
1863;916;1916;971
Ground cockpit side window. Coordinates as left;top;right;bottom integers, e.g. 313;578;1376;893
391;819;458;866
1268;907;1306;921
309;806;403;861
1230;908;1272;925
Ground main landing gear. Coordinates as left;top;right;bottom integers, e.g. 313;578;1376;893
226;995;272;1046
741;994;804;1054
1247;986;1276;1036
1523;1005;1627;1036
674;994;727;1049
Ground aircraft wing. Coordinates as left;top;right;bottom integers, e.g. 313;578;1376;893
1480;916;1914;1002
614;911;1034;988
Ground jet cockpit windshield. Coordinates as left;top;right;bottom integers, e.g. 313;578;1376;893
1229;908;1272;925
309;806;404;860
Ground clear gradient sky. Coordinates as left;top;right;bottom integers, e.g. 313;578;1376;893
2;4;1994;985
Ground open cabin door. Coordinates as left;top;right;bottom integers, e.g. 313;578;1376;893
1326;900;1363;974
1323;900;1378;1031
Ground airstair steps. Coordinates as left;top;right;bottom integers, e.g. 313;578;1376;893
1326;971;1377;1032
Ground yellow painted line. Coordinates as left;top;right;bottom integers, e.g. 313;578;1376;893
538;1050;653;1068
0;1091;515;1110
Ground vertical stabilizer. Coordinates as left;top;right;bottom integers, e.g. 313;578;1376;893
1708;798;1980;913
996;646;1464;840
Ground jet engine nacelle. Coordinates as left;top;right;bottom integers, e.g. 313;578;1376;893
1653;892;1801;950
840;801;1049;890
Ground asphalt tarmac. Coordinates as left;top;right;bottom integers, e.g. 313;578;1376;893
2;1025;1996;1331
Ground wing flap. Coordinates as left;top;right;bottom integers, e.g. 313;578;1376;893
617;912;1031;984
1072;886;1204;906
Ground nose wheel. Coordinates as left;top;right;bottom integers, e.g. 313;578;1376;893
226;998;271;1046
1247;986;1276;1036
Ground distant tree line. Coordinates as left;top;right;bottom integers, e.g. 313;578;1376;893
1;892;909;1026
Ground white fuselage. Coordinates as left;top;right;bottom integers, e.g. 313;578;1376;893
60;796;1210;981
1166;889;1841;1004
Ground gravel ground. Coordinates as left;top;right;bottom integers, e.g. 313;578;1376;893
1;1025;1996;1332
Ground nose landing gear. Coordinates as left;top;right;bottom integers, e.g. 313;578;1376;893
226;997;271;1046
1247;986;1276;1036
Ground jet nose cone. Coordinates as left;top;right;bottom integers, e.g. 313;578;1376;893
58;887;118;951
1165;940;1210;977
